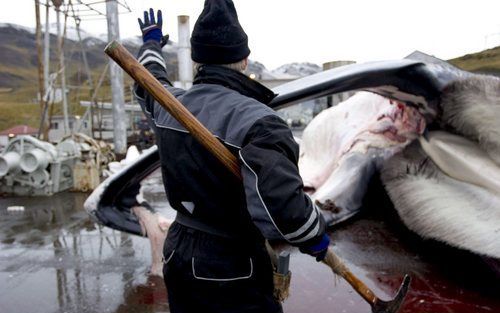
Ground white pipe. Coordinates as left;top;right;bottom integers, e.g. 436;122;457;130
20;149;50;173
177;15;193;89
6;135;57;160
0;151;21;177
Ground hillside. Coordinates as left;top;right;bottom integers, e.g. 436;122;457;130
0;24;178;131
448;45;500;76
0;24;180;87
0;23;320;131
1;22;499;133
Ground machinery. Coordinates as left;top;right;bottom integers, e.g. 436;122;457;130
0;135;74;196
0;134;114;196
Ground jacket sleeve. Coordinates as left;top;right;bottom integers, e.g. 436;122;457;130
133;41;185;130
239;115;326;247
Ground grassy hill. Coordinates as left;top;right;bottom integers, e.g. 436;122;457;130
0;22;499;133
449;46;500;76
0;24;178;132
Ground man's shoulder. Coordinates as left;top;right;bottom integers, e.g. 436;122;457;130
179;84;282;147
184;84;277;119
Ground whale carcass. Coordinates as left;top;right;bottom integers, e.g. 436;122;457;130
298;72;500;259
84;55;500;275
299;91;426;224
380;76;500;259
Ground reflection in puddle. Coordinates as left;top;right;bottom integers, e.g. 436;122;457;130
0;192;168;313
1;192;499;313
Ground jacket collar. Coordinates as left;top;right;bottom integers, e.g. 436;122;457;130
193;65;277;105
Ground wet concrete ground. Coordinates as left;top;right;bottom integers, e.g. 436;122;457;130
1;192;499;313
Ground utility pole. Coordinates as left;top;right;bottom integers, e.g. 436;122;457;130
106;0;127;155
177;15;193;89
35;0;47;140
74;14;95;137
38;0;51;140
75;18;93;89
44;0;50;92
53;0;70;135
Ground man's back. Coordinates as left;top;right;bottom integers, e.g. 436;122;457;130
151;81;277;239
134;2;329;311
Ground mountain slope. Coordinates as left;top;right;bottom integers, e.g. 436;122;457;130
272;62;321;78
448;46;500;76
0;24;179;131
0;24;179;88
1;22;498;132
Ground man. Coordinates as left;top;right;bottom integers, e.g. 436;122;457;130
134;1;330;312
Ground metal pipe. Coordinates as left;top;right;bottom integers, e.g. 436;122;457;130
20;149;50;173
177;15;193;89
75;18;94;87
55;2;70;135
35;0;45;112
36;0;50;140
105;0;127;154
41;0;51;141
44;0;50;92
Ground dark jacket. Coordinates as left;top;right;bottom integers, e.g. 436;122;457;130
134;41;325;247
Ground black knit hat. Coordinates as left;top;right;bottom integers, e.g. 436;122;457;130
191;0;250;64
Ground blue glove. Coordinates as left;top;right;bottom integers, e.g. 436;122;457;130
300;234;330;261
138;8;169;46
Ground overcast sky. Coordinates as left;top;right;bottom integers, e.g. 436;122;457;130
1;0;500;69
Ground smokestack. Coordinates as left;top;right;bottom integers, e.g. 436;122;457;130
177;15;193;89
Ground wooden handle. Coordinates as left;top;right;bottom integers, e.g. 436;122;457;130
104;40;242;180
323;248;377;305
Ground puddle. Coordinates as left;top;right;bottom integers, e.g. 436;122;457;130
1;192;499;313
